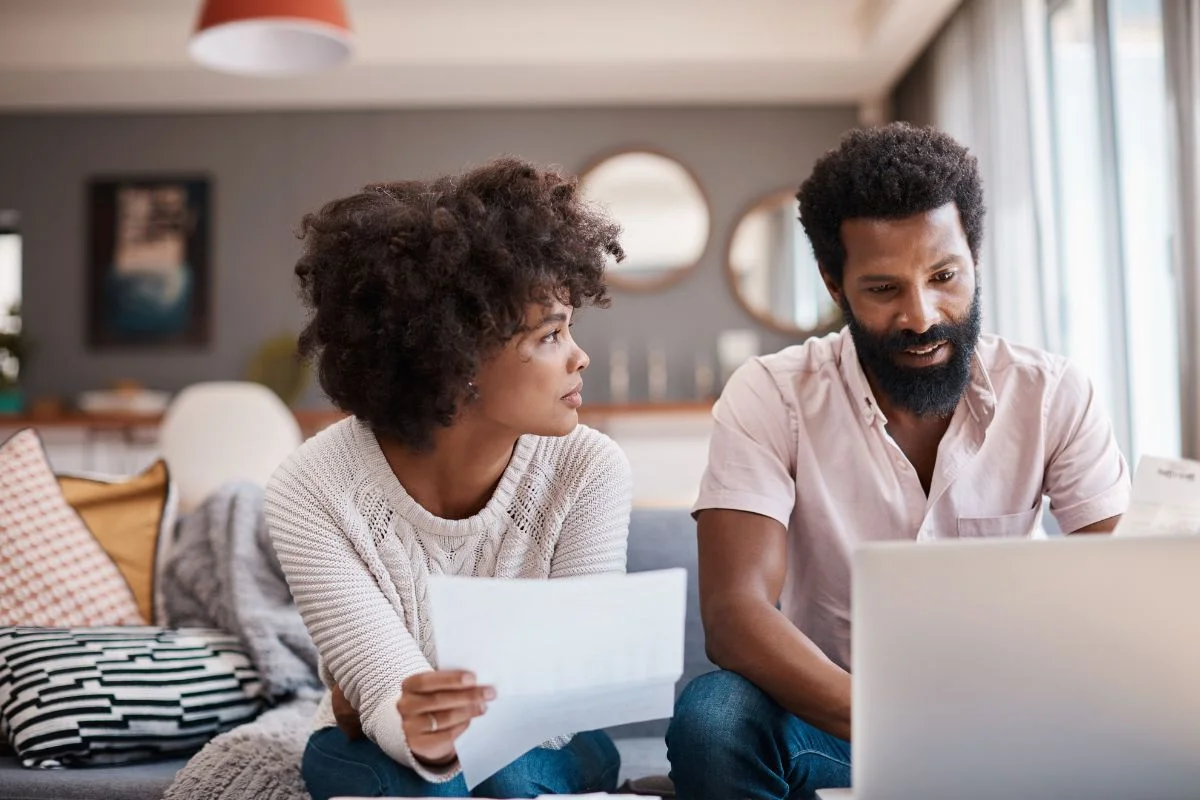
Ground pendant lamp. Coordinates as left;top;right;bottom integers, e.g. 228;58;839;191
189;0;352;76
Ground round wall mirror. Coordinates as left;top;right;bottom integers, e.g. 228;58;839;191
579;150;709;291
726;190;842;336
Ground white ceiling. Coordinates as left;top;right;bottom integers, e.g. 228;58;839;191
0;0;961;113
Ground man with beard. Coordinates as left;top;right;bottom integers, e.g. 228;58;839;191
665;123;1130;800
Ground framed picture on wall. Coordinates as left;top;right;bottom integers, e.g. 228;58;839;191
87;176;211;348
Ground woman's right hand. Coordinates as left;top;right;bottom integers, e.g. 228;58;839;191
398;670;495;766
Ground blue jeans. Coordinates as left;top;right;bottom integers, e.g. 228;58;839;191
302;727;620;799
667;670;852;800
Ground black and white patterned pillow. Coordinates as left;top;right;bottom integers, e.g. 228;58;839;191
0;626;266;767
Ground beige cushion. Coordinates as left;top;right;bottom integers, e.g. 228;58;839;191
58;460;175;624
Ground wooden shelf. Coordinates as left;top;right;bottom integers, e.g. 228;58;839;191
0;400;714;438
0;412;164;430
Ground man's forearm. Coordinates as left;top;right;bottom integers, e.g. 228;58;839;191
705;598;852;741
1069;513;1121;534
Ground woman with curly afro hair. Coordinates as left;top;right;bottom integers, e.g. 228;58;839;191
265;157;633;798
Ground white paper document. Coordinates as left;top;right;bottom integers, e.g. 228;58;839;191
426;569;687;790
1114;455;1200;537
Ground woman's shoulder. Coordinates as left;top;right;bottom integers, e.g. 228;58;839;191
528;424;631;487
267;415;369;504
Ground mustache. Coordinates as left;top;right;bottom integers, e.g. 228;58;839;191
875;323;964;353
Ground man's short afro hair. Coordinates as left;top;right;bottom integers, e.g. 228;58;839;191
294;156;622;451
797;122;985;284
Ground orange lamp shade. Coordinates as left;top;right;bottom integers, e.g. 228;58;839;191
189;0;353;76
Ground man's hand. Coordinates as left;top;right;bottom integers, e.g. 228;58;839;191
332;683;363;740
399;670;495;767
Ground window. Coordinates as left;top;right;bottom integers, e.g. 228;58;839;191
1109;0;1180;459
1045;0;1179;461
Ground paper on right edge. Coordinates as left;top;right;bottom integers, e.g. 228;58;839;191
1114;455;1200;537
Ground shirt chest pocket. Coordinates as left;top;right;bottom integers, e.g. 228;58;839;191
957;503;1041;538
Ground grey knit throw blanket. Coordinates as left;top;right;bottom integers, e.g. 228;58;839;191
162;480;321;700
162;697;317;800
162;481;322;800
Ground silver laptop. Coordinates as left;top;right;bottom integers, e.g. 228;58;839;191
820;535;1200;800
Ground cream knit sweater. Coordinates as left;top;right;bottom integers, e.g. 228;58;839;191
264;417;632;782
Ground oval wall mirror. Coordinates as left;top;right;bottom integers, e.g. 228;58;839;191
579;150;709;292
726;190;842;336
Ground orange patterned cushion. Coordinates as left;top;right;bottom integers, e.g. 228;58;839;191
0;429;144;626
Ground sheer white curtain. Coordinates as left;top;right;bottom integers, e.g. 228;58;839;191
894;0;1197;459
1163;0;1200;459
893;0;1056;351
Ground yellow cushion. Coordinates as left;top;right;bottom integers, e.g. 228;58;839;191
58;460;173;624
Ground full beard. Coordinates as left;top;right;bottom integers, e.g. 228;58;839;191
842;284;982;418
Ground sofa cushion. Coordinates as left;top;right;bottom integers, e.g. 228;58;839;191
614;735;670;790
0;627;265;768
0;429;143;627
58;460;177;625
0;754;187;800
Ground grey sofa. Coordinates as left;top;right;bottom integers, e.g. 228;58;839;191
0;508;710;799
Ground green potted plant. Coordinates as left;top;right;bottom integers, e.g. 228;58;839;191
0;302;29;414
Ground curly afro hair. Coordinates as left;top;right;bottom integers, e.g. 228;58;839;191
797;122;985;285
294;156;623;451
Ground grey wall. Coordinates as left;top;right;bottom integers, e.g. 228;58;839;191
893;51;937;128
0;106;858;406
